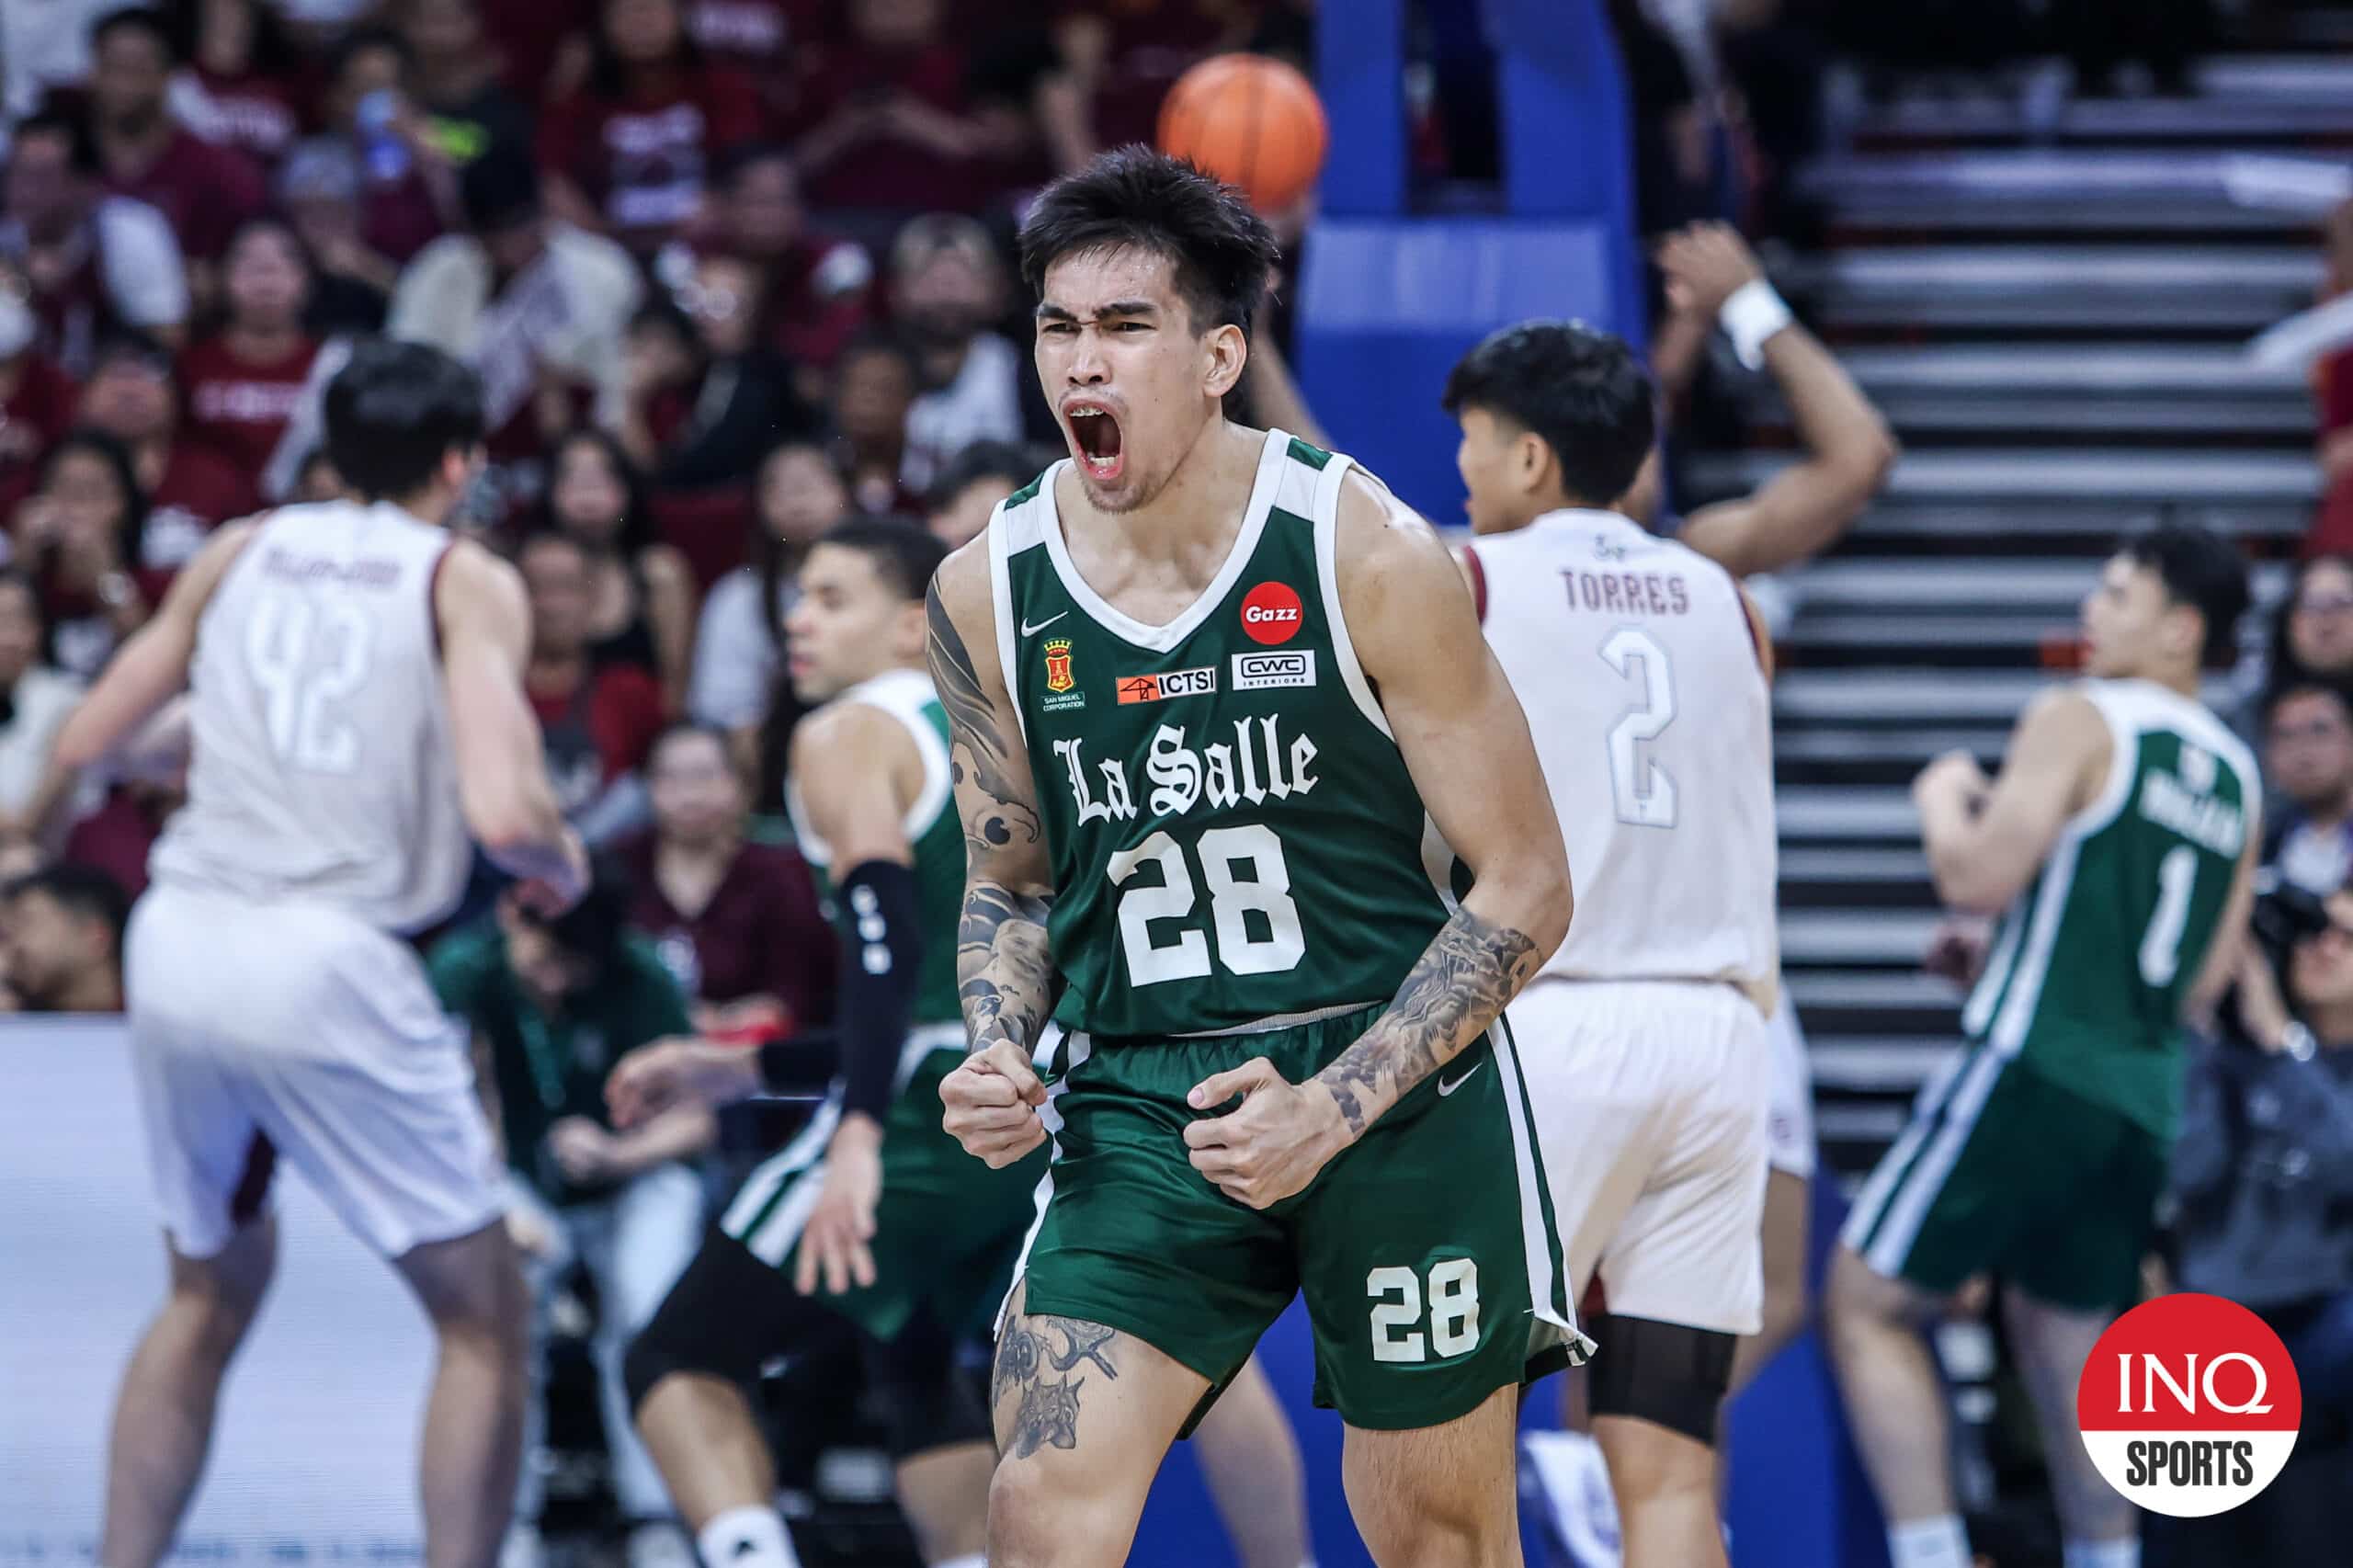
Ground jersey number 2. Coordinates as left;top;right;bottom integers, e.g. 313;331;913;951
1107;824;1304;986
1600;628;1677;827
245;592;375;774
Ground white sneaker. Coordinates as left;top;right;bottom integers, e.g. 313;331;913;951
627;1521;699;1568
499;1525;546;1568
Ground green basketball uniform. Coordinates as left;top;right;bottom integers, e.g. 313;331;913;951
986;428;1578;1431
1843;678;2258;1310
722;668;1045;1342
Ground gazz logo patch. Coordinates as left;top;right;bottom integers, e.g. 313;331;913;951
1118;665;1217;704
1232;651;1316;690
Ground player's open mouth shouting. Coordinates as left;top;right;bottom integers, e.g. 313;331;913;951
1063;396;1126;483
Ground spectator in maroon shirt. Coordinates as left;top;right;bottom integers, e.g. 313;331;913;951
790;0;1014;215
177;217;324;480
74;334;258;595
172;0;303;167
620;250;820;489
828;332;924;516
316;27;454;267
621;721;835;1035
8;429;150;680
1053;0;1252;154
0;110;190;375
539;0;765;257
85;8;267;274
0;297;79;495
684;0;826;128
521;529;669;841
677;144;872;400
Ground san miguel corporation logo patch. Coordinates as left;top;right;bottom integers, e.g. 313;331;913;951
1040;638;1085;712
2076;1292;2301;1517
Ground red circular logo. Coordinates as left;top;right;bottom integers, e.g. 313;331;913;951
2075;1292;2302;1518
1241;582;1303;645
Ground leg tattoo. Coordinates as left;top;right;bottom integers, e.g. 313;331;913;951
994;1315;1121;1459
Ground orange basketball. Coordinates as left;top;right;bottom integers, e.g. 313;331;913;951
1157;53;1328;214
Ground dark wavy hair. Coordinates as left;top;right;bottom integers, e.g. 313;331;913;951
539;426;659;561
40;427;148;574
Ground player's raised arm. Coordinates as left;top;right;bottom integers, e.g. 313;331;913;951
927;540;1056;1165
52;520;256;771
1665;223;1899;579
1915;687;2110;916
437;539;588;900
1309;474;1574;1138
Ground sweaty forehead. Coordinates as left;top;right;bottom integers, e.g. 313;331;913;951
1040;246;1185;317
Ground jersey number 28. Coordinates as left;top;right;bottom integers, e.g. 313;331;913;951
245;591;376;775
1108;824;1304;986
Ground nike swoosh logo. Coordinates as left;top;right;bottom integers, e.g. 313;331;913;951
1438;1062;1483;1097
1020;612;1069;637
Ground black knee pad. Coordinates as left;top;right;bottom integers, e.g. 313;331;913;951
1586;1313;1737;1445
624;1227;811;1414
863;1311;993;1461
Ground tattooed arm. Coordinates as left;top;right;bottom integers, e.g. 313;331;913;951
1184;474;1572;1208
928;539;1062;1166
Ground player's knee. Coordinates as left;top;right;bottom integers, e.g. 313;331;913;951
985;1456;1078;1568
1354;1491;1495;1568
1587;1314;1736;1447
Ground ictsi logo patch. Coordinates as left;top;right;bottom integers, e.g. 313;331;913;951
2076;1292;2300;1517
1241;582;1303;645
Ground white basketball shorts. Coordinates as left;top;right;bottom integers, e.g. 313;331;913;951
124;882;506;1259
1509;977;1771;1335
1764;994;1818;1180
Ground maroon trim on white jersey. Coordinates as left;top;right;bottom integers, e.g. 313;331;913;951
1463;543;1488;623
426;537;456;661
1732;587;1768;675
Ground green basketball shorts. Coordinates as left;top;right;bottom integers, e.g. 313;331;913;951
1840;1043;2167;1312
1013;1004;1586;1433
720;1024;1048;1342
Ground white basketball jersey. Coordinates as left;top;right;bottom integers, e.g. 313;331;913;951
150;500;473;933
1469;507;1779;997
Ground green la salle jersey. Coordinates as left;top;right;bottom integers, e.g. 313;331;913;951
985;427;1450;1040
1959;678;2258;1138
785;668;966;1028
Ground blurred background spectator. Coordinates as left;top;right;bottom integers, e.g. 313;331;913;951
72;331;257;596
924;437;1042;551
892;213;1022;492
170;0;304;166
619;721;834;1039
0;573;82;845
826;330;920;515
177;217;326;478
686;437;847;752
13;428;151;680
520;529;666;842
275;137;399;334
538;426;698;715
2265;684;2353;896
0;109;188;376
426;864;708;1568
0;862;127;1012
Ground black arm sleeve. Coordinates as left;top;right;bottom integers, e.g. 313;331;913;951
829;858;925;1122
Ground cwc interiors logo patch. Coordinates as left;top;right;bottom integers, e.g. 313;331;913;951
2077;1292;2301;1518
1040;638;1085;711
1241;581;1303;645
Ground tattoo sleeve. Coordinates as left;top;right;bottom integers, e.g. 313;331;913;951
927;580;1061;1056
1313;903;1541;1139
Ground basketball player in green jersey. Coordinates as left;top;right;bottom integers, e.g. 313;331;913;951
1826;526;2258;1568
606;518;1319;1568
929;148;1581;1566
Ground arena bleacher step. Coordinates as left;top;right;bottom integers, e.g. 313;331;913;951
1743;68;2322;1179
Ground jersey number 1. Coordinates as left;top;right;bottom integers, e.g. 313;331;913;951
245;591;375;774
2138;844;2199;987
